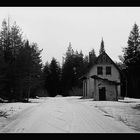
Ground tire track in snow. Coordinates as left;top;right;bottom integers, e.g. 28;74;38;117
0;97;138;133
66;98;138;133
23;98;73;133
74;100;138;133
64;98;108;133
67;102;112;133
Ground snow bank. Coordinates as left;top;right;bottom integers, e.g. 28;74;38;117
0;97;47;130
79;97;140;132
0;97;47;117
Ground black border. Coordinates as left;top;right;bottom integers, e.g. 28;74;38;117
0;0;140;7
0;0;140;138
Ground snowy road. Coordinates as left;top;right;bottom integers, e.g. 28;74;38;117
0;96;138;133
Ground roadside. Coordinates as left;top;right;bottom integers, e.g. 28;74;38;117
0;96;140;133
0;97;47;131
79;97;140;132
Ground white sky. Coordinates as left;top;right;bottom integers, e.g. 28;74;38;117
0;7;140;65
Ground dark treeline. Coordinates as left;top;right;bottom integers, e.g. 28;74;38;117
0;19;43;102
42;42;97;96
0;17;140;101
0;18;97;101
120;23;140;98
42;58;61;97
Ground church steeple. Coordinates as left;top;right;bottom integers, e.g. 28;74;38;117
99;37;105;55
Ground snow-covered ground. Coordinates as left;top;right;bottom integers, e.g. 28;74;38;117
0;97;46;130
0;96;140;133
90;98;140;132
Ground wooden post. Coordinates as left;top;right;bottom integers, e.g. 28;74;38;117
115;85;118;101
27;74;31;102
125;77;127;97
83;81;85;97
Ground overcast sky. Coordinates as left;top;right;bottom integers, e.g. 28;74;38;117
0;7;140;65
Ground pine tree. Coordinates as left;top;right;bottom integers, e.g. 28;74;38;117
10;21;23;60
10;22;24;100
49;58;61;96
0;19;23;100
42;62;51;96
61;43;74;96
123;23;140;98
0;40;7;99
42;58;61;97
29;42;42;98
99;38;105;55
61;44;86;96
0;18;43;101
123;23;140;66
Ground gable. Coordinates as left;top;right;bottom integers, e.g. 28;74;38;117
95;52;115;65
80;51;121;82
97;54;111;64
89;52;121;75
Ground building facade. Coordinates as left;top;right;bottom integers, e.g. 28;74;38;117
81;51;121;101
